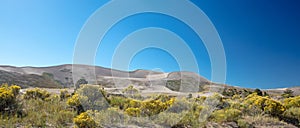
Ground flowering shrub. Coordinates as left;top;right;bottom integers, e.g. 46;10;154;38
73;111;97;128
67;93;84;114
67;93;80;107
24;88;50;100
244;93;285;116
10;85;21;96
125;107;141;117
283;96;300;109
140;97;175;116
0;84;21;112
127;99;141;109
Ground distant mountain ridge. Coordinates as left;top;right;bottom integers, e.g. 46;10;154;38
0;64;211;92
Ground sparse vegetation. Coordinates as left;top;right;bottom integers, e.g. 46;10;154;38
166;80;181;91
0;84;75;127
60;89;71;100
0;83;300;127
211;108;242;122
24;88;50;100
122;85;141;99
75;78;88;90
282;89;294;98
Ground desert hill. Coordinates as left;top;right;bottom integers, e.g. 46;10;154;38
0;64;212;93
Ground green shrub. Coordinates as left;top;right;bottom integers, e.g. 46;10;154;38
108;96;129;109
153;112;184;127
283;107;300;120
68;85;109;114
24;88;50;100
253;88;263;96
243;115;290;127
122;85;141;99
282;89;294;98
222;88;238;97
19;97;74;127
56;110;75;125
76;85;109;111
176;105;205;128
167;98;191;113
237;119;254;128
166;80;181;91
75;78;88;90
282;107;300;126
94;107;124;125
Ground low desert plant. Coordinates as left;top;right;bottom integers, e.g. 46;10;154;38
73;111;97;128
167;98;192;113
243;115;291;127
153;111;185;127
176;105;205;128
68;85;110;114
125;107;141;117
283;95;300;109
211;108;242;122
0;84;21;115
122;85;139;94
140;97;174;116
237;119;254;128
60;89;71;100
108;96;130;109
282;107;300;126
76;85;109;111
24;88;50;100
94;107;125;125
244;93;285;116
282;89;294;98
13;97;75;127
67;93;84;114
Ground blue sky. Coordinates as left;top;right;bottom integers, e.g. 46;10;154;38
0;0;300;89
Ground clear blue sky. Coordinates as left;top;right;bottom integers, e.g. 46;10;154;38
0;0;300;89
